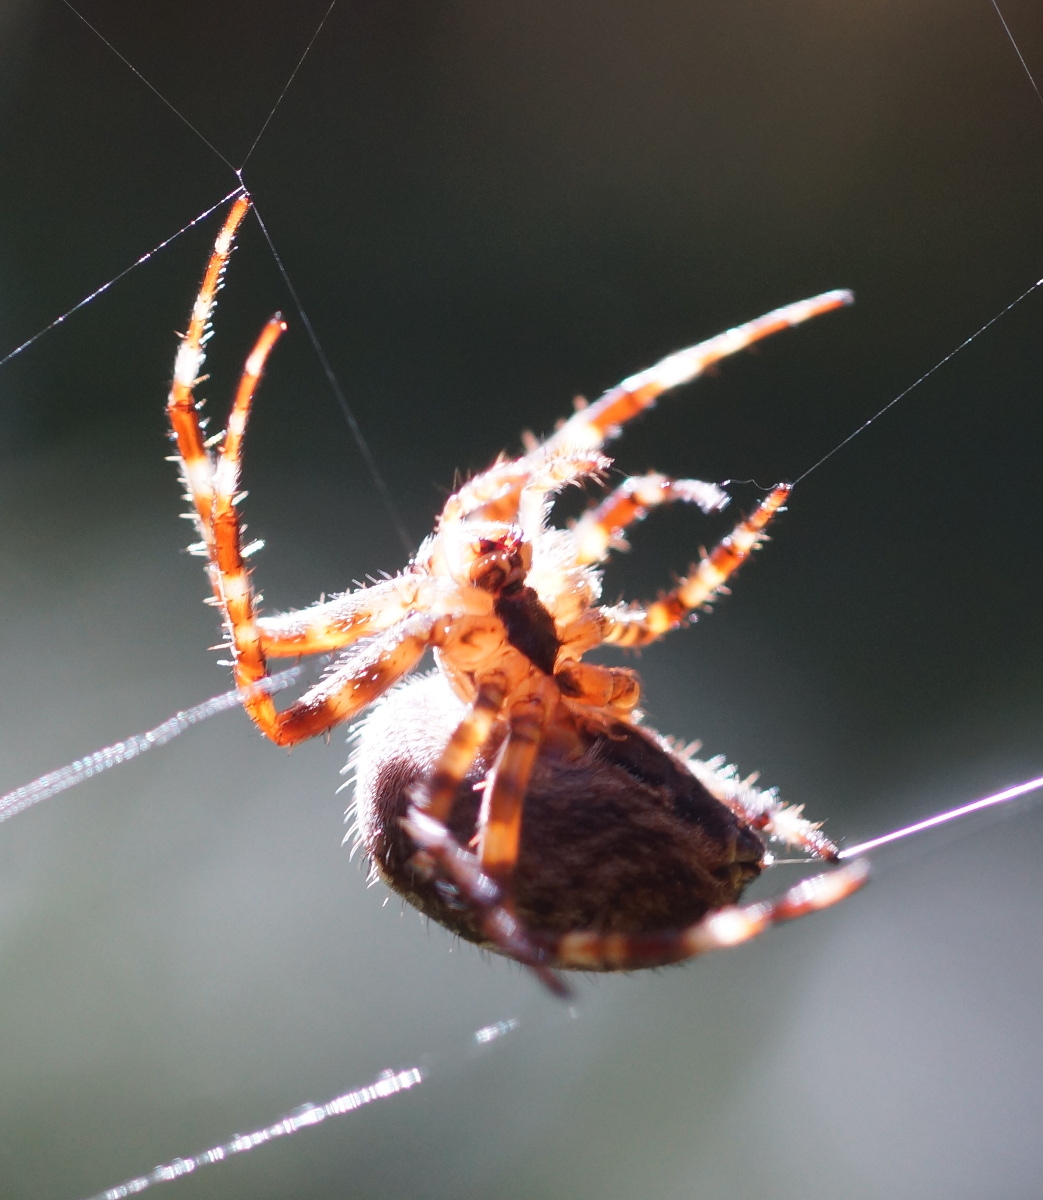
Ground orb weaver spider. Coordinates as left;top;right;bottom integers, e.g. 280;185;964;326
168;193;868;996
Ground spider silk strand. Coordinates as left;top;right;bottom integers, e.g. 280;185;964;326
792;274;1043;485
0;188;245;370
59;0;236;171
74;1009;573;1200
0;668;301;825
988;0;1043;113
248;199;416;556
79;1066;425;1200
839;774;1043;859
238;0;341;170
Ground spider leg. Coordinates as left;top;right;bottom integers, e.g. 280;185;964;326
204;315;421;663
476;679;557;890
202;319;434;743
168;199;434;739
538;290;852;455
243;617;434;745
403;673;570;995
167;193;251;533
572;472;729;566
414;673;510;823
682;754;841;862
757;804;840;861
540;859;870;971
403;806;570;997
438;446;608;529
601;484;790;648
255;576;424;658
213;325;429;721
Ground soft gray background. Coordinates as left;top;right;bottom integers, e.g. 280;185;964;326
1;2;1042;1198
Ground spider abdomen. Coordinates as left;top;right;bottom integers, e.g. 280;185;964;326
350;672;765;967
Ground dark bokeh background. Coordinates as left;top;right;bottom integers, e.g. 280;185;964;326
1;2;1042;1198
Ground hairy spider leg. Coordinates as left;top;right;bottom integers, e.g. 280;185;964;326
553;660;641;711
169;202;438;743
539;290;853;456
540;858;870;970
438;446;609;530
439;296;850;529
476;660;649;885
476;678;557;888
167;193;251;535
204;327;434;743
232;617;434;744
254;577;424;657
416;674;509;824
600;483;791;648
681;754;841;863
759;807;840;862
402;806;570;996
572;473;730;566
171;200;416;656
500;292;849;560
402;671;570;993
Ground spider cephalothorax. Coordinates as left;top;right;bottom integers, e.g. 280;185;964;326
168;194;868;995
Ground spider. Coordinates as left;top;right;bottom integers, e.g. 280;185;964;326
168;193;869;996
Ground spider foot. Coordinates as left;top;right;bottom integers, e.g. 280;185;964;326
763;803;840;861
537;858;870;971
686;756;840;862
402;805;571;998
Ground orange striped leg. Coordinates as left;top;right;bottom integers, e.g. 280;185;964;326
438;446;608;529
602;484;791;648
209;317;425;659
400;675;569;995
540;859;870;971
413;674;510;824
166;195;267;624
476;680;556;890
167;196;408;662
254;575;424;657
540;291;853;455
166;196;435;744
242;617;433;746
204;317;286;726
746;801;840;862
207;324;434;742
402;807;569;997
572;473;729;566
682;755;841;863
167;193;251;537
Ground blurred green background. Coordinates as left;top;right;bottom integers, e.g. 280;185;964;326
1;1;1042;1197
